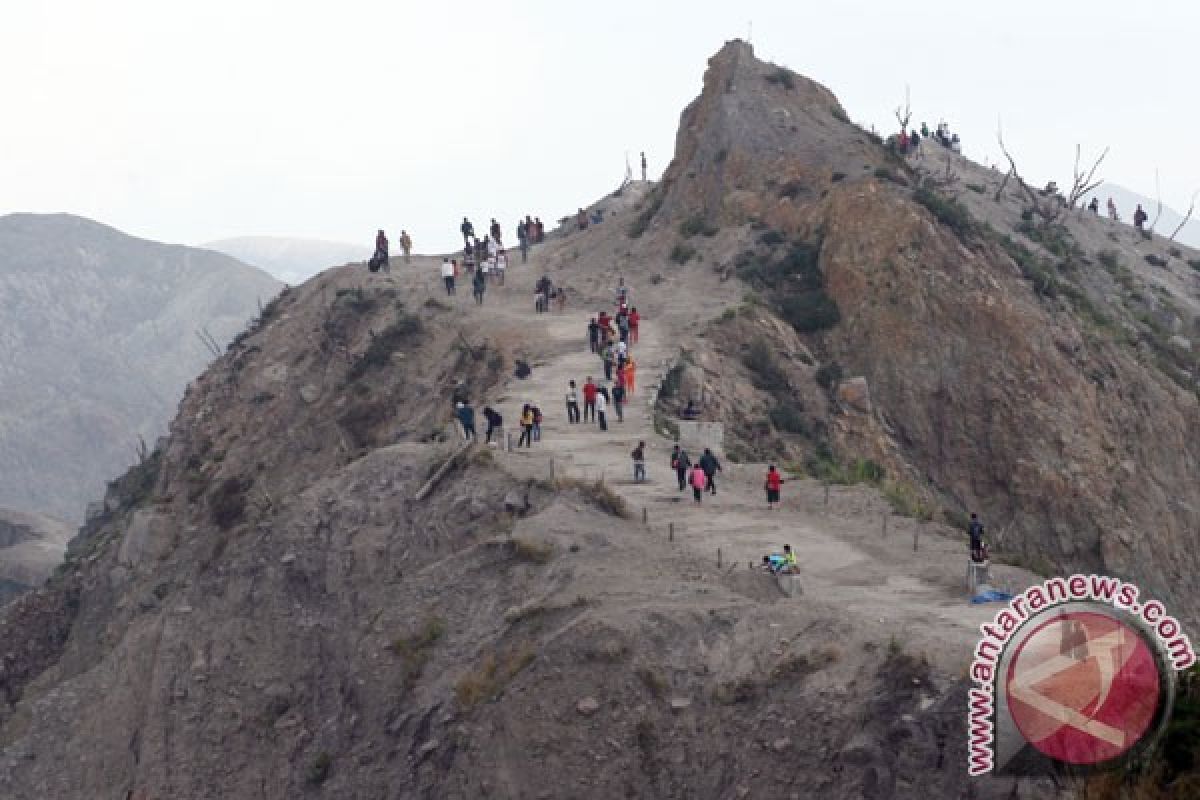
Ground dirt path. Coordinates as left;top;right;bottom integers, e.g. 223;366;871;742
382;249;1023;671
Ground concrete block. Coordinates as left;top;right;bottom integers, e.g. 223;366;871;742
776;574;803;597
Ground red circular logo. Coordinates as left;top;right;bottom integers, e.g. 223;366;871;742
1005;611;1161;765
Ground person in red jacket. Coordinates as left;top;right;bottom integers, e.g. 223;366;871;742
765;465;784;510
628;307;640;344
582;376;598;423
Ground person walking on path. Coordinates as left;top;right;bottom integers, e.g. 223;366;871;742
472;267;486;305
461;217;475;247
370;229;390;273
494;249;507;286
967;513;986;562
671;445;691;492
595;390;608;431
455;402;476;440
765;465;783;510
628;307;640;345
612;381;626;423
535;218;544;242
399;230;413;263
440;258;456;296
517;404;535;448
699;448;722;495
689;463;707;503
641;151;647;182
632;441;646;483
565;380;581;423
531;406;543;441
1107;197;1119;221
483;406;502;445
1134;204;1149;234
602;343;615;382
582;377;598;422
622;357;636;396
588;317;600;354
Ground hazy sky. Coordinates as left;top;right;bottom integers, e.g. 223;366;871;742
3;1;1196;254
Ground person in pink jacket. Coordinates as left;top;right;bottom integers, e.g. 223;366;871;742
689;464;707;504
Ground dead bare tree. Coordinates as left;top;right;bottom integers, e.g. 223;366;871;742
894;85;912;133
1065;143;1109;209
996;122;1062;225
195;327;222;359
1150;169;1165;234
1169;189;1199;242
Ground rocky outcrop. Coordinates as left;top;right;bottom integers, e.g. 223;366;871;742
0;509;72;604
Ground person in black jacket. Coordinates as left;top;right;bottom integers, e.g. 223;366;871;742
461;217;475;246
671;445;691;492
698;448;722;495
482;406;503;445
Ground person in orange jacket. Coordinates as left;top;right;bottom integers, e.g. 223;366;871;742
623;357;636;396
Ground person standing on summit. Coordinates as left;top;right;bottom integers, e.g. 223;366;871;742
461;217;475;247
490;218;502;246
399;230;413;263
641;151;647;181
370;229;389;273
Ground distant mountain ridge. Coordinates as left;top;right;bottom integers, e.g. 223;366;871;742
0;213;281;523
203;236;369;284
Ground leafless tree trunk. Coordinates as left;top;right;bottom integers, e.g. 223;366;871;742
996;123;1062;225
894;86;912;132
196;327;222;359
1065;144;1109;209
1169;190;1198;242
1151;169;1164;234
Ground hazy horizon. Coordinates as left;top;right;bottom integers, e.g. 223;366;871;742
4;1;1198;254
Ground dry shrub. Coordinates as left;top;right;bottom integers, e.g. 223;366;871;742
636;667;667;698
510;537;554;564
337;398;392;450
389;616;445;689
557;477;629;518
455;642;536;708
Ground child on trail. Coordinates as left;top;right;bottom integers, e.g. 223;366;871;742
518;405;535;448
483;407;503;445
765;465;783;509
595;390;608;431
440;258;456;296
671;445;691;492
472;268;486;305
689;464;707;503
699;448;722;495
582;377;598;422
632;441;646;483
628;307;640;344
566;380;581;423
782;544;797;572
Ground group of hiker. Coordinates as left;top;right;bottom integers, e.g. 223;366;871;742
368;229;413;273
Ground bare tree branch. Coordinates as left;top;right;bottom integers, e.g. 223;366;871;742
1151;169;1164;233
1065;144;1109;209
996;122;1061;225
894;85;912;131
1169;189;1199;242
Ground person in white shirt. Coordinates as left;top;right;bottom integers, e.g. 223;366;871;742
440;258;456;296
495;249;508;286
594;390;608;431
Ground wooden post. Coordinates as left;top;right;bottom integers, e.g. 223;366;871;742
717;548;722;568
506;431;513;452
669;522;675;542
824;484;830;507
642;507;648;525
550;458;555;482
882;513;888;538
913;527;919;552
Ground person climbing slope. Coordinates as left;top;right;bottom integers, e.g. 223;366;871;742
612;381;625;423
623;356;636;396
628;307;640;345
472;267;486;305
565;380;581;424
461;217;475;246
455;402;476;440
764;465;783;510
440;258;456;296
594;389;608;431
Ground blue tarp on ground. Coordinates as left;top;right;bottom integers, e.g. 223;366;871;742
971;585;1014;604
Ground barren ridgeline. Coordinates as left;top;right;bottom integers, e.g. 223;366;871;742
2;40;1199;800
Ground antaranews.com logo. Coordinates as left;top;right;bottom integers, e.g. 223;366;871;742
967;574;1195;776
